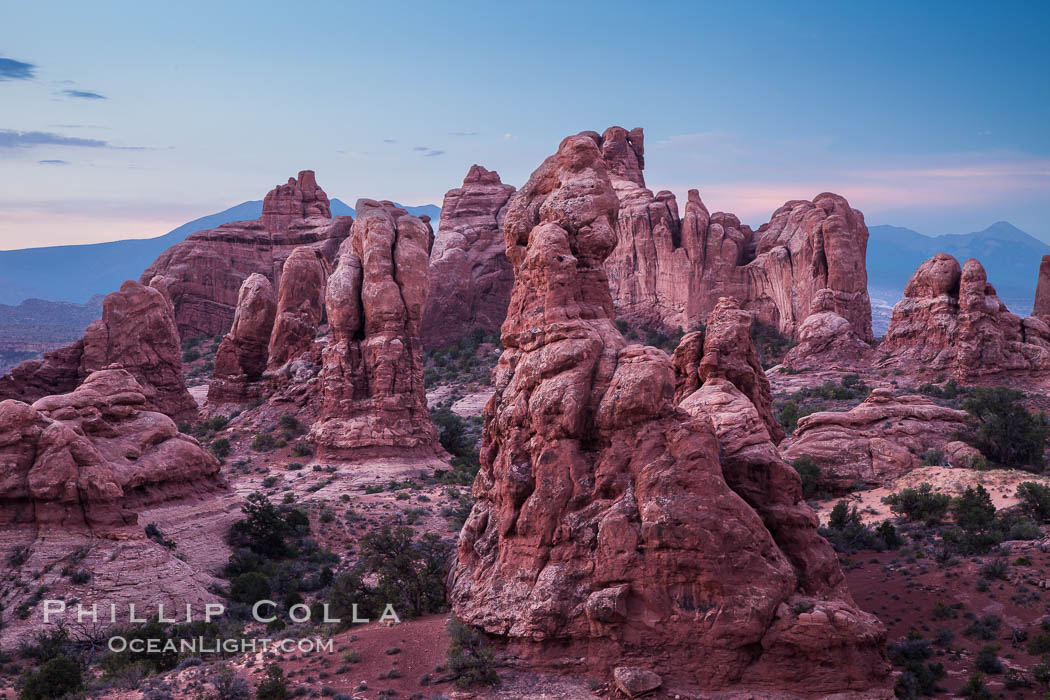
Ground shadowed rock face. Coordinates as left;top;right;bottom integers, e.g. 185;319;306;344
0;280;197;420
266;247;328;371
140;170;350;338
782;389;974;493
879;253;1050;377
309;200;441;459
208;273;277;403
1034;254;1050;319
421;165;516;348
599;126;872;344
449;131;888;694
0;369;222;528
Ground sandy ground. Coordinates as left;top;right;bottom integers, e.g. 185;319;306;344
812;465;1050;526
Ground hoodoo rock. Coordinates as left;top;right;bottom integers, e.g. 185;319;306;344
879;253;1050;377
0;369;222;528
309;200;441;458
782;389;975;493
449;131;887;693
209;273;277;403
1034;254;1050;320
0;280;197;420
262;169;331;230
599;126;872;345
266;246;328;371
421;165;516;348
140;170;351;338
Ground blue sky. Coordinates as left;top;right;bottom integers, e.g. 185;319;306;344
1;0;1047;248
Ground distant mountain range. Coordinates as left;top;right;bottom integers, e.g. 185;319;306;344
867;221;1048;303
0;207;1043;345
0;199;440;306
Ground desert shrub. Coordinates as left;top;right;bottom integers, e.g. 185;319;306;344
251;433;277;452
145;522;176;549
228;492;310;558
963;614;1001;641
887;634;945;698
978;559;1008;580
974;645;1002;674
256;665;288;700
291;441;314;458
202;415;229;432
960;671;992;699
18;627;70;663
7;546;29;567
210;438;231;460
918;378;962;400
441;493;475;528
883;483;951;524
829;501;860;530
792;457;821;499
876;521;902;549
431;407;481;484
751;321;794;368
18;656;82;700
182;348;201;363
447;615;500;688
951;485;996;533
777;400;800;433
1016;481;1050;522
961;387;1048;471
328;527;451;623
920;449;945;466
230;572;271;604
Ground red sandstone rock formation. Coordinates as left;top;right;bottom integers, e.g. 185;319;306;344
879;253;1050;377
1034;254;1050;319
208;273;277;403
266;247;328;371
599;126;872;345
140;170;351;338
0;281;197;420
449;131;887;694
783;289;874;369
782;389;974;493
421;165;516;348
309;200;441;458
0;369;221;528
262;170;331;230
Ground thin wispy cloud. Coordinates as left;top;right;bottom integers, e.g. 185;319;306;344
412;146;428;151
424;149;444;157
38;159;70;165
0;129;145;151
0;130;108;149
449;131;478;137
412;145;444;157
0;56;35;81
383;138;396;143
59;89;106;100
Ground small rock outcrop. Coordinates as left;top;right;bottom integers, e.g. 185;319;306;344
208;273;277;403
782;389;974;493
421;165;516;348
599;126;873;345
783;290;874;369
140;170;351;338
309;200;441;459
0;280;197;420
879;254;1050;377
266;247;328;371
0;369;222;528
449;131;887;694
